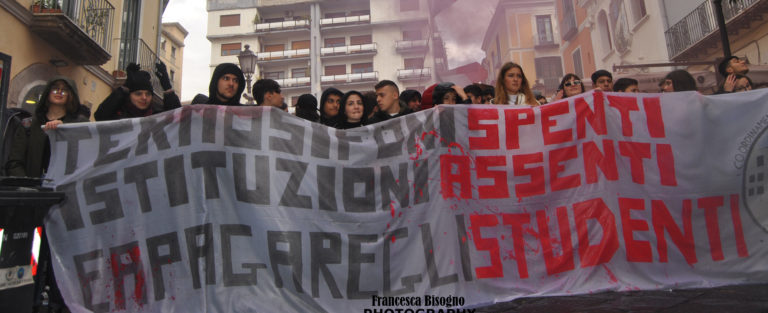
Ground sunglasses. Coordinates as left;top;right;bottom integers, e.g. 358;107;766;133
564;80;582;87
51;88;70;95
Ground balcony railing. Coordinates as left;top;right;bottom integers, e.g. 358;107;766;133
320;14;370;27
29;0;115;65
320;43;377;56
397;68;431;80
275;77;311;88
256;49;310;62
665;0;760;59
254;19;309;33
137;39;164;98
321;72;378;85
395;39;428;52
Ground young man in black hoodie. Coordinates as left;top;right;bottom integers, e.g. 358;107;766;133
367;80;412;124
192;63;246;105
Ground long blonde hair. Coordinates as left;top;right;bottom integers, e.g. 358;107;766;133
494;62;538;106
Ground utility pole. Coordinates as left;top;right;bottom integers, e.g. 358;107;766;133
712;0;732;58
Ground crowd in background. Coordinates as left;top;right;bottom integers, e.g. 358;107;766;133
2;55;760;178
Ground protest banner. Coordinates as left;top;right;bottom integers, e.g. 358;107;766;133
43;90;768;312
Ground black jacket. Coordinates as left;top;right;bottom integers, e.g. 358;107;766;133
366;104;413;125
6;113;88;177
94;87;181;121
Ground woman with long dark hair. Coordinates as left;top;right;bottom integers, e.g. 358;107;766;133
5;77;89;177
494;62;539;106
337;90;367;129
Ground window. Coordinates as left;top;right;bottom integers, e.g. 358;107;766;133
400;0;419;12
629;0;647;24
221;42;241;56
561;0;577;40
171;46;177;60
264;71;285;80
170;70;175;82
324;37;346;48
220;14;240;27
402;30;422;41
404;58;423;69
572;48;583;79
534;56;563;91
350;35;372;45
292;40;310;50
325;65;346;75
264;17;283;23
292;68;308;78
536;15;554;45
598;10;612;54
160;38;167;52
351;62;373;74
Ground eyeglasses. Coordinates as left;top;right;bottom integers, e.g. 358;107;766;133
564;80;582;87
50;88;69;95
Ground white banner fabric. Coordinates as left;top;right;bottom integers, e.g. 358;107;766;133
43;90;768;313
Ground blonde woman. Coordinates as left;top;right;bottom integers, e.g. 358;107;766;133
494;62;539;106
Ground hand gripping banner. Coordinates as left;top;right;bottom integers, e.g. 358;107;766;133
43;90;768;313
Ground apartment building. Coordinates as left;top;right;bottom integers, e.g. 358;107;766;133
1;0;171;115
481;0;563;97
159;22;188;97
663;0;768;88
207;0;438;108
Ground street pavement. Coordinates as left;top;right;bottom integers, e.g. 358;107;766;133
474;283;768;313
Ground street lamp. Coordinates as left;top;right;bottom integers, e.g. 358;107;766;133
237;44;258;105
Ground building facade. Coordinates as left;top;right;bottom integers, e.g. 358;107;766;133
663;0;768;87
578;0;672;92
160;22;188;97
481;0;563;96
207;0;438;107
1;0;171;115
555;0;596;87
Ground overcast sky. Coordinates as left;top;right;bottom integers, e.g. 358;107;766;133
162;0;498;101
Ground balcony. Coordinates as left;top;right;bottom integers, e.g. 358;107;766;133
29;0;115;65
254;19;309;33
256;49;310;63
534;34;558;49
321;71;378;86
275;77;311;89
320;14;370;28
664;0;768;61
320;43;377;57
397;68;431;81
395;39;429;53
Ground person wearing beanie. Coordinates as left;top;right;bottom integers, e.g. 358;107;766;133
192;63;246;106
591;69;613;92
94;63;181;121
319;87;343;127
6;76;89;177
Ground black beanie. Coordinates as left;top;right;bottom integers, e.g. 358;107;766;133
125;63;153;92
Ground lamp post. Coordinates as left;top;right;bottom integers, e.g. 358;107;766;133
713;0;732;58
237;44;258;105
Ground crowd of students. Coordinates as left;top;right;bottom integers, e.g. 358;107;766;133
3;56;759;178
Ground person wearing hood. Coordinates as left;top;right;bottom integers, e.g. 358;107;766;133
432;82;470;105
294;94;319;122
191;63;246;106
319;87;343;127
94;62;181;121
399;89;422;111
5;76;89;177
